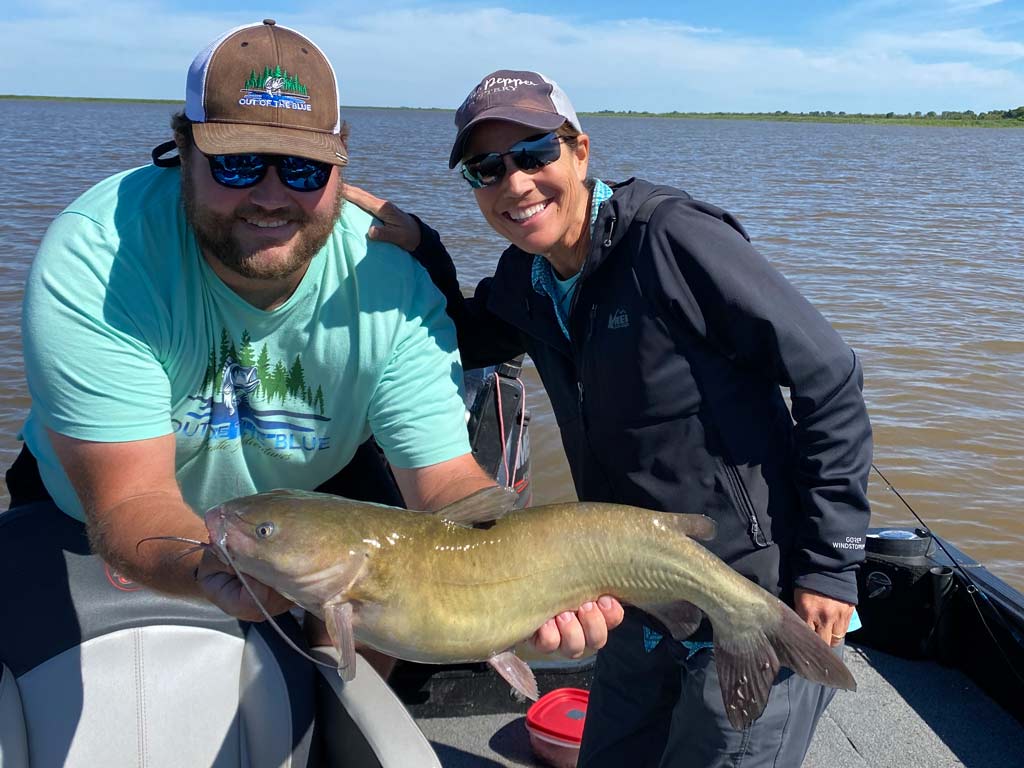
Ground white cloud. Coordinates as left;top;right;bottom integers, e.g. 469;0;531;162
944;0;1004;11
1;4;1021;113
860;27;1024;57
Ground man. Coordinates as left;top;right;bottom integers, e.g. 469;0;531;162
14;21;620;659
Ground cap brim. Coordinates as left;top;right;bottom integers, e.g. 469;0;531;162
448;107;568;168
193;122;348;166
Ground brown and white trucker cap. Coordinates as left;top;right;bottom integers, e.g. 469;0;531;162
185;19;347;166
448;70;581;168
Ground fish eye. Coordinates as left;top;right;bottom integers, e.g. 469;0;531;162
255;522;276;539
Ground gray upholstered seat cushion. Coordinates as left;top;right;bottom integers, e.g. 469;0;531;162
7;625;302;768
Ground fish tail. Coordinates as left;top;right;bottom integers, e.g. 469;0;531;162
767;603;857;691
712;603;857;730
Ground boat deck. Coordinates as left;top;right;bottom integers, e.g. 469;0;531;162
415;643;1024;767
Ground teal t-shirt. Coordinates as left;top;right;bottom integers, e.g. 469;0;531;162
21;164;471;520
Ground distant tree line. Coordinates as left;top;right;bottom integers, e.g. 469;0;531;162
792;107;1024;121
591;106;1024;122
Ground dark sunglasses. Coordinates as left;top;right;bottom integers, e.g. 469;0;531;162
206;153;334;192
460;132;568;189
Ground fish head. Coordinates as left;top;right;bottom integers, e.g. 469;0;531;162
204;492;371;604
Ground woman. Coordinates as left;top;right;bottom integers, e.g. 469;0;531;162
345;69;872;768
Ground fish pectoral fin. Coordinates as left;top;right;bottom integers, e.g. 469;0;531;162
488;651;539;702
662;513;717;541
642;601;704;640
324;601;358;682
434;486;520;527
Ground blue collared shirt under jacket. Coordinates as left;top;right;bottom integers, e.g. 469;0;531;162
531;179;613;338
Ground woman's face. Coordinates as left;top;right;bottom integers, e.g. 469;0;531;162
464;121;590;259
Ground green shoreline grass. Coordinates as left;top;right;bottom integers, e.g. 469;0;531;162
2;94;182;105
580;110;1023;128
4;94;1022;128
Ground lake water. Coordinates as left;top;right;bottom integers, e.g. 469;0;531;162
1;100;1022;592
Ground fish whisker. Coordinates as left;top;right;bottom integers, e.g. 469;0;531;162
136;535;209;553
214;540;337;672
171;544;209;562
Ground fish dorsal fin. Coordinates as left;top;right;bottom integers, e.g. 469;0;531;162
435;486;519;527
261;488;334;502
660;513;717;541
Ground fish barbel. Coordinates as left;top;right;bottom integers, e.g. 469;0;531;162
205;487;856;728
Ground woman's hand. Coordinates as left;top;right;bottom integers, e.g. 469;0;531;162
342;183;422;252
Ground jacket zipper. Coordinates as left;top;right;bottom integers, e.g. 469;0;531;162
577;304;598;421
723;462;770;547
602;215;617;247
572;208;613;421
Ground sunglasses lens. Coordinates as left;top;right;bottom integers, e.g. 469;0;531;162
512;134;563;171
460;165;485;189
207;154;331;191
460;133;564;188
278;156;332;191
209;154;266;188
463;153;506;188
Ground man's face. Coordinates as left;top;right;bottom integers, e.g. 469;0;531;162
182;147;343;282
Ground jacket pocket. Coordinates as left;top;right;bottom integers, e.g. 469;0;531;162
719;460;772;548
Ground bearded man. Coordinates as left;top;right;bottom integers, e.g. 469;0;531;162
12;20;621;662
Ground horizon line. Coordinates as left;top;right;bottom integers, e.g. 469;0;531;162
2;95;1021;122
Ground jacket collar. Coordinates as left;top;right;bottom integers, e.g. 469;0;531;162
483;177;692;354
487;248;573;356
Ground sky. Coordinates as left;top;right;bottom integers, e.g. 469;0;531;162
3;0;1023;114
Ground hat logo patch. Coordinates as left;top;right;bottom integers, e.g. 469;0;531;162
466;75;538;105
483;75;537;92
239;65;312;112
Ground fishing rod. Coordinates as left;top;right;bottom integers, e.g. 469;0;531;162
870;462;1024;686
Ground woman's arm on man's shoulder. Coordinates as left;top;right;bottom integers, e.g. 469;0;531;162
343;183;525;369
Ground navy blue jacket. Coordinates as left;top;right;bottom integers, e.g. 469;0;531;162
412;178;872;605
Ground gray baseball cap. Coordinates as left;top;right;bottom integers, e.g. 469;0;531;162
449;70;582;168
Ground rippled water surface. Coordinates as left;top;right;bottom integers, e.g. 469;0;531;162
1;101;1022;591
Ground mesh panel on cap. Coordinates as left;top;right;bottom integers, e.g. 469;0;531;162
537;73;581;131
185;23;251;123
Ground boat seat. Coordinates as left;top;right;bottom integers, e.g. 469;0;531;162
0;502;441;768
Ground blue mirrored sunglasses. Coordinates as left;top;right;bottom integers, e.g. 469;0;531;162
460;132;568;189
206;153;334;192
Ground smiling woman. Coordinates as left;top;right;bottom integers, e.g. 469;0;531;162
344;66;875;768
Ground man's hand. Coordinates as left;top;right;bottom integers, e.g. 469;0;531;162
341;183;421;251
530;596;625;658
196;547;294;622
794;587;854;647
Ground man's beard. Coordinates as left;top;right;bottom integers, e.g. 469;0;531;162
182;168;343;281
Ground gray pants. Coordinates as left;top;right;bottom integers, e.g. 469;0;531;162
578;612;840;768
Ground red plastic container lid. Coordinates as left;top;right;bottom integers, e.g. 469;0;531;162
526;688;590;744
